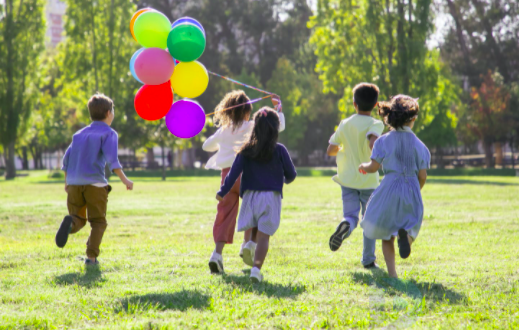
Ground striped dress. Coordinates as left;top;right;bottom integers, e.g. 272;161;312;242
361;126;431;241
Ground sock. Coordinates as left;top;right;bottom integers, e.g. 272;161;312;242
248;241;257;248
211;251;222;259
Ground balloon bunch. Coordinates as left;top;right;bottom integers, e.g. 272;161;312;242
129;8;208;139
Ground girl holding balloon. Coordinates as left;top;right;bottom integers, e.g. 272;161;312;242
203;90;285;274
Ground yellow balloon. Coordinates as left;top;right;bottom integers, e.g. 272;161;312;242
171;61;209;98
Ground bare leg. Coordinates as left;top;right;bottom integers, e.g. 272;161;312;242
253;230;270;270
243;228;252;243
250;227;258;243
215;241;226;255
382;237;397;278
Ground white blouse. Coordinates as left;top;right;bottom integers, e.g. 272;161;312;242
202;113;285;170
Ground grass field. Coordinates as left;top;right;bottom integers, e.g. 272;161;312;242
1;171;518;329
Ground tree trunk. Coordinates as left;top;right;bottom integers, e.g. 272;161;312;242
4;141;16;180
146;148;155;169
511;137;515;169
91;1;99;91
483;139;494;168
22;146;29;170
494;142;503;167
161;142;166;181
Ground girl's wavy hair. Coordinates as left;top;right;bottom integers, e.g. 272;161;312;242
378;95;419;130
213;90;252;131
239;107;280;163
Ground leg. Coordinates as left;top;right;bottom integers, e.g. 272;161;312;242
360;189;376;266
243;228;252;243
329;187;361;251
84;186;109;260
382;237;397;278
67;185;87;233
212;169;241;254
253;230;270;270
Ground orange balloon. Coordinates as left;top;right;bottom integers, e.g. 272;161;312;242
130;8;152;41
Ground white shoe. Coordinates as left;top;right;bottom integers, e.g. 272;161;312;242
239;242;246;258
250;267;263;283
208;252;224;274
242;241;256;267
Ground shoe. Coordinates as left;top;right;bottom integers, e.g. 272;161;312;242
397;229;411;259
55;215;73;248
208;252;224;274
242;241;256;267
250;267;263;283
363;262;379;269
239;242;246;258
329;220;351;251
85;258;99;266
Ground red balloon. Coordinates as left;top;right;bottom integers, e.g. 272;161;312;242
134;82;173;121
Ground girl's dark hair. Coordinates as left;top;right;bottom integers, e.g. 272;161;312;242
239;107;280;162
214;90;252;131
378;95;419;130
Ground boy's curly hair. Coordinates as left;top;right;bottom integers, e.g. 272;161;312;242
213;90;252;131
378;95;419;130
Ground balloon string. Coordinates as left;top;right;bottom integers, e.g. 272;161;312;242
207;71;273;95
205;95;272;117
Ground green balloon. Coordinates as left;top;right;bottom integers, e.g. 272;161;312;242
134;11;171;49
167;23;206;62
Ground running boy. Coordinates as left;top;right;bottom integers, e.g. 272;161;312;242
326;83;384;269
55;93;133;266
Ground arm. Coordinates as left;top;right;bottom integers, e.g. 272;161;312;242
113;168;133;190
418;169;427;189
64;172;68;193
327;144;340;156
202;129;221;152
368;134;378;150
62;145;72;192
359;160;380;174
280;146;297;184
271;95;286;132
102;131;132;190
216;154;244;200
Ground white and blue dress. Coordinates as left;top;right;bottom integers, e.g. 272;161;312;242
361;126;431;241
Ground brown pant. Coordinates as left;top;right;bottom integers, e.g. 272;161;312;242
67;185;111;258
213;168;241;244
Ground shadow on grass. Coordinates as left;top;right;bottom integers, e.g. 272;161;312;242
116;290;211;314
219;271;306;299
426;178;519;186
54;267;105;288
352;271;466;304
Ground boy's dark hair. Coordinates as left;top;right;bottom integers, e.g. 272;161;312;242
378;95;419;130
88;93;114;121
353;83;380;111
214;90;252;131
239;107;279;163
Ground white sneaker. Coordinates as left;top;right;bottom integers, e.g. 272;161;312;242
208;252;224;274
250;267;263;283
239;242;246;258
242;241;256;267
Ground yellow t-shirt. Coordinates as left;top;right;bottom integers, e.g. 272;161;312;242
329;114;385;190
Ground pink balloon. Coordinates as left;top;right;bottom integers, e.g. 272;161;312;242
134;48;175;85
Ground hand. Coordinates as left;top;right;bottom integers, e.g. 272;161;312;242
271;94;282;112
358;164;367;175
64;184;68;193
216;194;224;202
123;179;134;191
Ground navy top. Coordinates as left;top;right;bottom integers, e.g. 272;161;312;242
62;121;122;185
217;143;297;198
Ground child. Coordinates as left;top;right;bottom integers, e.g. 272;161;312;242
55;93;133;266
327;83;385;269
203;90;285;274
216;107;296;283
359;95;430;278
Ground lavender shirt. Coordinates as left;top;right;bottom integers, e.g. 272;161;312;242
62;121;122;185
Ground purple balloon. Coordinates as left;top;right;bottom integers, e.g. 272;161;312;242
171;17;205;35
166;99;206;139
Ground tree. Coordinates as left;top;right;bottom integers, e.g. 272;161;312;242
308;0;458;144
0;0;46;179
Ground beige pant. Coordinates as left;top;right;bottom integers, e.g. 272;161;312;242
66;185;111;258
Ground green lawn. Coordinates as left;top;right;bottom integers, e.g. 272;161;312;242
1;171;518;329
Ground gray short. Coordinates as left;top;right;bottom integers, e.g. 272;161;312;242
237;190;282;236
